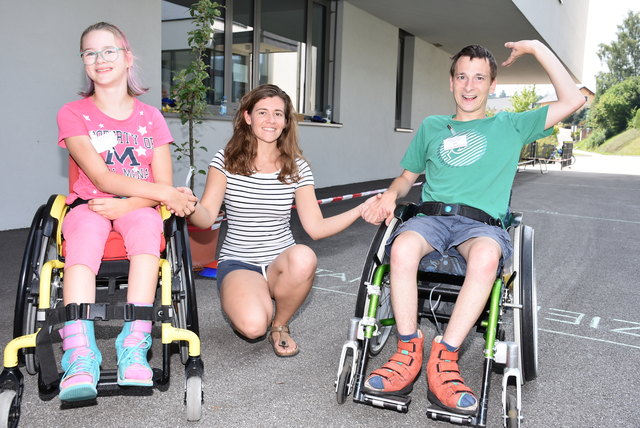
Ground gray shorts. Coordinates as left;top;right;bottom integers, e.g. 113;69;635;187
386;214;513;262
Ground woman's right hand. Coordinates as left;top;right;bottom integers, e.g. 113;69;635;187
163;186;198;216
361;192;396;225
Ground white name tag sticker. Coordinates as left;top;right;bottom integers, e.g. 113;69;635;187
443;134;468;150
89;131;118;153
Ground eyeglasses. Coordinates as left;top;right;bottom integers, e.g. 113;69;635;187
80;46;125;65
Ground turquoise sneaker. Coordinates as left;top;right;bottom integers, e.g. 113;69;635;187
115;321;153;386
59;320;102;402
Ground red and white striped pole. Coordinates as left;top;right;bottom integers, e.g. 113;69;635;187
313;181;422;206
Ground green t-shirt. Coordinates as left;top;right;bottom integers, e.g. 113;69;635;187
401;106;552;220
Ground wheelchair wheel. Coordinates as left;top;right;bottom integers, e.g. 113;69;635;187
336;348;353;404
185;375;202;421
0;390;19;428
167;217;198;364
14;205;44;341
512;225;538;382
15;206;44;375
15;200;63;375
354;218;398;356
505;393;519;428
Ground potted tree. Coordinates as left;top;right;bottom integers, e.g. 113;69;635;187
171;0;224;270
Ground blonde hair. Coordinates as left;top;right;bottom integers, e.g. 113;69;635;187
79;22;148;97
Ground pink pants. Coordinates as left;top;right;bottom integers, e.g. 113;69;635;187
62;204;163;274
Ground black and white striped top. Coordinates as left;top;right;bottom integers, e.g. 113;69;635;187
211;149;314;265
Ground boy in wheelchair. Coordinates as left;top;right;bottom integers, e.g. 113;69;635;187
360;41;585;414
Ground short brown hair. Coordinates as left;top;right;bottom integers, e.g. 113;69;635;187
450;45;497;82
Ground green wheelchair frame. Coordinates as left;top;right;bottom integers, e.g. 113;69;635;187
335;202;538;427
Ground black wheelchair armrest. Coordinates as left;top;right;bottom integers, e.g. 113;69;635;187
394;202;418;221
505;211;523;229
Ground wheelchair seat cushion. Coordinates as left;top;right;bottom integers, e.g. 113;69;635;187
419;251;467;276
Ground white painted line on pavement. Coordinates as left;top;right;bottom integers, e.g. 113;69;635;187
539;328;640;350
526;209;640;225
312;286;357;296
522;181;640;191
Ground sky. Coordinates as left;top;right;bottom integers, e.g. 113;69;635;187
582;0;639;90
497;0;639;97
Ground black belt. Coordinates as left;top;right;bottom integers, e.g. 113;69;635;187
68;196;125;209
417;202;502;227
68;197;90;209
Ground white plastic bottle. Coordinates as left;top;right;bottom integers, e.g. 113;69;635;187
220;96;227;116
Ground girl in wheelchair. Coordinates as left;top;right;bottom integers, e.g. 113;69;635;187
55;22;196;401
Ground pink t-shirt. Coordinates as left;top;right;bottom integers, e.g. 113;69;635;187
57;97;173;202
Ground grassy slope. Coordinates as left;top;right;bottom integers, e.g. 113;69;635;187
594;128;640;155
576;128;640;155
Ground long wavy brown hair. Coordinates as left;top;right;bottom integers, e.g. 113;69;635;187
224;84;303;183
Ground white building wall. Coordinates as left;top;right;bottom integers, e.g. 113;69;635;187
513;0;587;81
0;0;162;230
411;39;456;125
0;1;573;230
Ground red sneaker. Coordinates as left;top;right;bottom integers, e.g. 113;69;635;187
363;331;423;395
426;336;477;414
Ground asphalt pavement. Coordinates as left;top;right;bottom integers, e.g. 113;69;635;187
0;163;639;427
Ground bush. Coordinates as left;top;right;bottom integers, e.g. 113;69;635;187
587;76;640;138
582;128;607;149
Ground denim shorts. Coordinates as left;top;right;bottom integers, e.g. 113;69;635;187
386;214;513;262
216;259;269;290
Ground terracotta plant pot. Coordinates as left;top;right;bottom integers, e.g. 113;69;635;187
187;211;224;269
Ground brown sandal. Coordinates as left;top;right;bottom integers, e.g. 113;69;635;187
267;325;299;358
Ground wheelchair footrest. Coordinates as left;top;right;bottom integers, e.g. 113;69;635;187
98;368;168;391
355;392;411;413
426;405;477;426
45;368;169;397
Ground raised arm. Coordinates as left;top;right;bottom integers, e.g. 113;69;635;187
502;40;586;129
361;169;421;225
65;135;197;215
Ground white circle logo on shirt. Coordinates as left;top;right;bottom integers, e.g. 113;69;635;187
438;130;487;167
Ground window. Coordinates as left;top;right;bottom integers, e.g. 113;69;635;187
161;2;224;105
162;0;334;117
395;29;414;130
